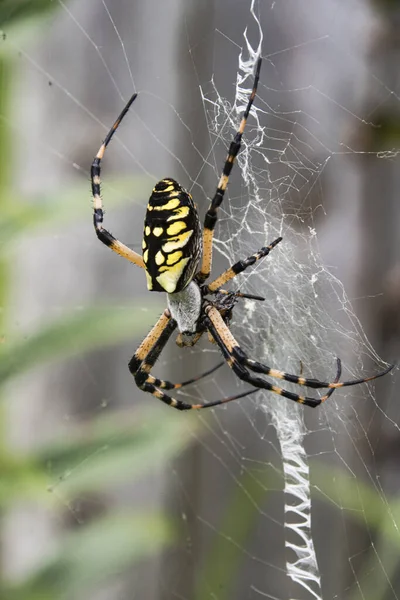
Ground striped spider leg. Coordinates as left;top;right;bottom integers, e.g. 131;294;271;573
128;310;257;410
196;57;262;284
204;305;392;408
91;93;144;268
127;301;342;411
204;237;283;294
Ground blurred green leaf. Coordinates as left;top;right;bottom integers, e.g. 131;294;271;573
0;0;63;63
6;511;174;599
313;461;400;547
195;467;272;600
0;175;151;246
0;302;163;387
313;461;400;600
39;407;198;496
0;407;198;507
0;0;57;27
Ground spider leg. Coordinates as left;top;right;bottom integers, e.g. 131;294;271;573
129;310;251;409
130;312;192;409
218;290;266;301
206;305;392;403
130;314;223;388
205;305;346;407
241;351;393;391
232;345;392;391
197;57;262;284
146;361;225;391
91;93;144;268
206;237;282;293
139;377;257;410
128;309;176;381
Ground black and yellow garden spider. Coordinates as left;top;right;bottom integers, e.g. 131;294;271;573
91;57;392;410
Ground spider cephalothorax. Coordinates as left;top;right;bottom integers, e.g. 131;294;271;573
169;285;240;348
91;56;393;410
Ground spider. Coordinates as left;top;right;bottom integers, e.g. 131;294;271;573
91;57;393;410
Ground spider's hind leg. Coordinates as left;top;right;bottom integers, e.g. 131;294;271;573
205;304;392;407
205;305;344;407
145;361;225;391
91;92;145;268
129;309;232;409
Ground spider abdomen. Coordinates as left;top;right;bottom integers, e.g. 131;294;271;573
142;178;202;293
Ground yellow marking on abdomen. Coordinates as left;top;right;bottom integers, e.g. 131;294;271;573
167;221;187;236
153;227;164;237
143;249;149;263
155;251;165;265
162;230;193;253
151;198;180;211
145;226;151;236
166;250;183;265
152;184;175;193
145;270;153;290
142;239;147;250
156;257;190;293
167;206;190;221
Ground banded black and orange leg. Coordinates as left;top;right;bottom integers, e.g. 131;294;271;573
128;309;174;377
129;310;250;410
197;57;262;284
206;305;392;405
136;375;256;410
144;361;225;392
206;237;282;293
130;313;195;410
205;305;342;408
232;345;392;394
91;93;144;268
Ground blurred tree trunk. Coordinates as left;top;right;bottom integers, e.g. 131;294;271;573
353;2;400;596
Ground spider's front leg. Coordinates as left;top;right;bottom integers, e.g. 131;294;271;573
197;57;262;284
91;92;145;268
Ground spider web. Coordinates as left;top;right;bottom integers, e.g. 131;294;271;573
192;5;396;599
2;1;400;599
